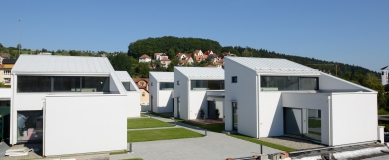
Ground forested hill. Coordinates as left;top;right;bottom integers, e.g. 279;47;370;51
128;36;222;58
128;36;378;84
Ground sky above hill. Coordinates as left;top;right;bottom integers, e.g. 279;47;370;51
1;0;388;71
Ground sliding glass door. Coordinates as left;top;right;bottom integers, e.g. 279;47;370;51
284;107;321;142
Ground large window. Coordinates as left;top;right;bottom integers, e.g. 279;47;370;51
53;77;81;92
260;76;318;91
18;76;51;92
81;77;109;92
160;82;174;90
17;76;109;92
190;80;224;90
17;111;43;142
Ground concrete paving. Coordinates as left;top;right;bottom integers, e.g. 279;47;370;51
111;114;281;160
364;154;389;160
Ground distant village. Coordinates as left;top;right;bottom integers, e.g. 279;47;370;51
138;50;236;69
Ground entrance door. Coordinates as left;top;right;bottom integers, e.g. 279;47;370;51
208;101;216;119
284;108;302;136
177;98;180;118
150;96;153;112
232;102;238;131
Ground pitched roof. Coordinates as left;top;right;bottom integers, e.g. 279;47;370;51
161;57;170;61
150;72;174;81
115;71;132;81
225;57;320;74
12;55;113;74
0;53;10;59
194;50;201;54
132;78;150;92
175;67;224;79
139;54;151;59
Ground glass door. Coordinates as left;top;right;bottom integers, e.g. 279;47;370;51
232;102;238;131
284;107;321;142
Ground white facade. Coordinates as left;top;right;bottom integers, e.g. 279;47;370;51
116;71;141;118
381;66;388;86
10;55;129;156
224;57;378;146
149;72;174;113
173;67;224;120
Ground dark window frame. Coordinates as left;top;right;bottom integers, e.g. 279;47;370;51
260;76;319;91
231;76;238;83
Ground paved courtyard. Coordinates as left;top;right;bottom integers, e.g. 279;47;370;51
111;115;281;160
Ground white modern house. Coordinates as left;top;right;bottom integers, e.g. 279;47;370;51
381;66;388;86
115;71;141;118
173;67;225;120
149;72;174;113
223;57;378;146
9;55;129;156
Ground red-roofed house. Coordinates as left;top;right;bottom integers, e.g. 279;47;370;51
194;50;203;56
160;57;171;68
139;54;151;63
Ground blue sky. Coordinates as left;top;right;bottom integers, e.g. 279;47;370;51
1;0;388;71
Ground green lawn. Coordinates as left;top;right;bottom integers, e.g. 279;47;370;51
127;118;173;129
146;112;172;118
140;114;147;117
228;134;296;152
178;120;225;133
109;151;128;155
127;128;203;142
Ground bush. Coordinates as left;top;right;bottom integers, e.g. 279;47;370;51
0;83;10;88
378;109;389;115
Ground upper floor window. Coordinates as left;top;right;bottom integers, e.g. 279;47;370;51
383;71;385;76
191;80;224;90
122;82;131;91
260;76;318;91
177;81;180;85
17;76;109;93
232;76;237;83
160;82;174;90
3;70;11;75
142;92;145;96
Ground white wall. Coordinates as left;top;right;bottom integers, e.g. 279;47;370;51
44;95;127;156
157;91;174;113
331;93;377;146
282;92;331;145
258;92;283;137
224;59;258;137
319;73;371;92
382;69;388;85
127;91;140;117
149;75;158;112
189;91;207;119
174;68;189;120
0;88;11;99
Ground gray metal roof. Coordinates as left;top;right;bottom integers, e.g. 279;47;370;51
175;67;224;79
225;57;320;74
149;72;174;81
115;71;132;81
12;55;112;74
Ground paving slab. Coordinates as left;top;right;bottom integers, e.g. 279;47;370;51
112;115;281;160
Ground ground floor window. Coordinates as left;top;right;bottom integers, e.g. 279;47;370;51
284;108;321;142
232;102;238;131
17;111;43;142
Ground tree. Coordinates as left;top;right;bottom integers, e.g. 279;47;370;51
242;49;252;57
137;62;150;78
0;43;3;48
167;59;179;72
362;73;387;109
42;48;47;52
108;53;133;75
16;44;21;49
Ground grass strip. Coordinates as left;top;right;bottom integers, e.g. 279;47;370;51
177;120;225;133
228;134;296;152
146;112;172;118
127;128;203;142
109;151;128;155
127;118;173;129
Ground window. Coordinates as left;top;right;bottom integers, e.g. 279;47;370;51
53;77;81;92
4;78;11;83
142;92;145;96
3;70;11;75
177;81;180;85
190;80;224;90
232;76;237;83
140;81;145;86
17;76;109;92
383;71;385;75
151;82;153;86
122;82;131;91
81;77;109;92
17;111;43;142
18;76;51;92
260;76;318;91
160;82;174;90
